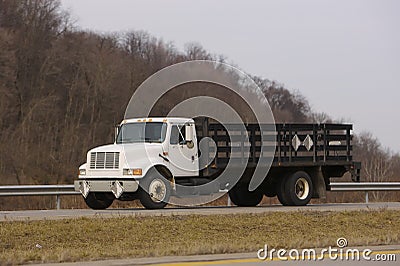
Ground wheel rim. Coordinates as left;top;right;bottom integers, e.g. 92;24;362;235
148;178;167;203
295;177;310;200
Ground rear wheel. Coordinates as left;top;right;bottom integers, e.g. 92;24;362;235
263;184;277;197
228;184;263;207
277;171;313;206
84;192;114;210
139;172;172;209
287;171;313;206
277;176;293;206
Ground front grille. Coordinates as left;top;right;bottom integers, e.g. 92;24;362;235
90;152;119;169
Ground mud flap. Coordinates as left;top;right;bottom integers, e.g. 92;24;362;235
310;167;326;199
349;162;361;182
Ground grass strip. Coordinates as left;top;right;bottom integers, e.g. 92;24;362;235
0;210;399;264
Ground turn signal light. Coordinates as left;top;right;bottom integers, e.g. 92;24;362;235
132;168;142;175
123;168;142;176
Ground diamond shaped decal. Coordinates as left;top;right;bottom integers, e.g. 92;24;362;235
292;134;301;151
111;181;124;198
79;181;90;198
303;135;314;151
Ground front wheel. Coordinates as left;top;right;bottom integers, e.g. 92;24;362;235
84;192;114;210
139;174;172;209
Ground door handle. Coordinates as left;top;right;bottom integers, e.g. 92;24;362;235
159;153;170;162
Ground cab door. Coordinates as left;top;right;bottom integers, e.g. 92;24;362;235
168;123;198;176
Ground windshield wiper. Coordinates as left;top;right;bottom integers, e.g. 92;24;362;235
119;139;141;143
145;138;155;143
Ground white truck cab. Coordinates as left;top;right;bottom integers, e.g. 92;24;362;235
75;117;198;209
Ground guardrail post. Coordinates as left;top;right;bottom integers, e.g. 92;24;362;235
365;191;369;204
56;195;60;210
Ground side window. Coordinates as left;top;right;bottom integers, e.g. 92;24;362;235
170;126;179;145
170;125;185;145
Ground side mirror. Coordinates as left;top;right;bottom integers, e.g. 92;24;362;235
185;124;194;149
185;124;193;142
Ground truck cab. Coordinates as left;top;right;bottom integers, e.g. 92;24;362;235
75;117;198;209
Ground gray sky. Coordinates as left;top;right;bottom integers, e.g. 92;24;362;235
61;0;400;153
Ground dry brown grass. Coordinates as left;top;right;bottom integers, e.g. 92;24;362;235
0;210;399;265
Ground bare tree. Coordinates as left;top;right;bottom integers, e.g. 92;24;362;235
354;132;394;201
311;112;332;124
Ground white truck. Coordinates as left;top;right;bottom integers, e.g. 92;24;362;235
75;117;360;209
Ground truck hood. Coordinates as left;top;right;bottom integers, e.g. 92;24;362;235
87;143;163;168
89;143;164;155
89;144;123;153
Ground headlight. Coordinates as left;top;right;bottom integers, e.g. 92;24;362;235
123;168;142;176
79;169;86;176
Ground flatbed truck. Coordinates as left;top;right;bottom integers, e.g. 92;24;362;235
75;117;360;209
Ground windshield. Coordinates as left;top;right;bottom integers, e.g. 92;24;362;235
116;122;167;144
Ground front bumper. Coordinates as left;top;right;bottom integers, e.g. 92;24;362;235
74;179;139;199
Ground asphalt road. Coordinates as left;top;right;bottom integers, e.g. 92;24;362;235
1;202;400;221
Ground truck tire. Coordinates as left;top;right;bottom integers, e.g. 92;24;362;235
84;192;114;210
277;177;293;206
139;174;171;209
228;184;263;207
263;185;277;197
279;171;313;206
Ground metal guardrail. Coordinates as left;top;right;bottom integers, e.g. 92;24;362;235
0;183;399;209
0;185;80;210
330;182;400;203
